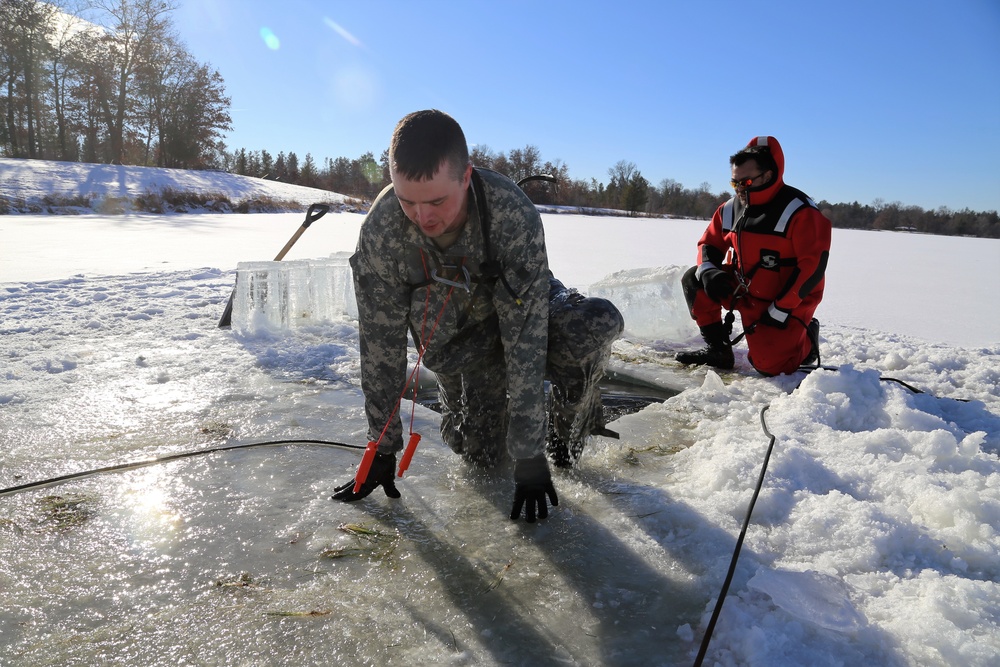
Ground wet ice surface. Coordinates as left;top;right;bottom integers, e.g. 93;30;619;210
0;267;703;666
2;447;703;666
2;258;1000;667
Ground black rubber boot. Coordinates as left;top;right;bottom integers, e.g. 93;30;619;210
545;383;599;469
801;318;821;367
675;322;735;370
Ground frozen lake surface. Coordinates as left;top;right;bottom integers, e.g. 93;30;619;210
1;205;998;666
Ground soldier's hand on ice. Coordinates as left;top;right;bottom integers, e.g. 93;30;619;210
700;268;734;302
758;307;790;330
332;452;402;502
510;455;559;523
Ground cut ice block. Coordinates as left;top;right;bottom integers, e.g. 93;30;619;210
232;260;290;332
232;253;357;333
589;265;699;342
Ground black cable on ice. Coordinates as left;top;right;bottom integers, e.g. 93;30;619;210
0;439;365;498
693;405;777;667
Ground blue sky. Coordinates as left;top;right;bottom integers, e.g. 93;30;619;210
174;0;1000;213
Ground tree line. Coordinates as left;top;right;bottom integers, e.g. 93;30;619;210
1;0;230;168
221;144;1000;238
819;199;998;238
3;2;996;238
219;144;734;222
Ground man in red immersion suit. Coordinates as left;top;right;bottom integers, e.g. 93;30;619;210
676;136;832;376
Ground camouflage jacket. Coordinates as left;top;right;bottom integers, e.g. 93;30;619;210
350;168;550;460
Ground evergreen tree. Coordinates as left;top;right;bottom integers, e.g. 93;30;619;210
299;152;317;187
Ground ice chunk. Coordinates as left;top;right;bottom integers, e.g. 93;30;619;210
310;253;358;321
747;568;866;634
589;265;699;343
232;253;357;333
233;260;696;341
232;260;290;332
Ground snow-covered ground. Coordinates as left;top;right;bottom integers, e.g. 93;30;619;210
1;160;998;666
0;156;340;212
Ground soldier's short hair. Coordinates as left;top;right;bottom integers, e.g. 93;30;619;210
390;109;470;182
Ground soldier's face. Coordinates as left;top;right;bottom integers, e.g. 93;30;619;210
393;160;472;239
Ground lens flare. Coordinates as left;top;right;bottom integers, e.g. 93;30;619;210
259;26;280;50
323;17;363;48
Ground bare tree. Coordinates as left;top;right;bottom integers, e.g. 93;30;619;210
506;144;541;184
1;0;57;158
607;160;649;215
0;1;23;155
86;0;175;163
470;143;497;170
144;38;230;168
43;2;94;160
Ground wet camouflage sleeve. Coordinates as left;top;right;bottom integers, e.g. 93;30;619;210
480;169;550;460
350;170;550;460
350;184;414;454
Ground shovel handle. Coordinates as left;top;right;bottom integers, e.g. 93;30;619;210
218;202;332;328
273;203;331;261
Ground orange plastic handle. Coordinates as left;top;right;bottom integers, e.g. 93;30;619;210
353;441;379;493
397;433;421;478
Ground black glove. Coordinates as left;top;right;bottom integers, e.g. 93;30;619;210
758;306;790;329
509;456;559;523
332;452;401;502
700;268;734;303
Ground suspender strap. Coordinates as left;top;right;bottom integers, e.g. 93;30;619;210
471;169;523;305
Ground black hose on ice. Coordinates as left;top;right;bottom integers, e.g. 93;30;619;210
0;439;365;498
693;405;777;667
692;362;970;664
798;363;970;401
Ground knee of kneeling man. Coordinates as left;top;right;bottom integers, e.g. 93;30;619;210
749;352;802;377
580;297;625;336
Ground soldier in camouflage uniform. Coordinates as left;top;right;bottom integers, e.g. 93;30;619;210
332;110;623;523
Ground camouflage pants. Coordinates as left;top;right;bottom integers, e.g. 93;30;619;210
437;279;624;467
